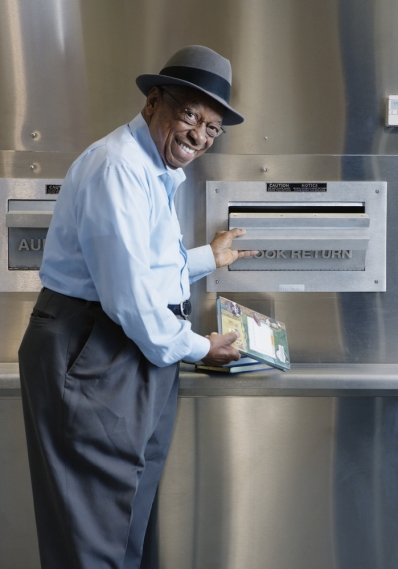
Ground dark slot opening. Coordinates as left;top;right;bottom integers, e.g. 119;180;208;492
228;205;365;214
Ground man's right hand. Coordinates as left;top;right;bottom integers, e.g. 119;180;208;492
201;332;240;367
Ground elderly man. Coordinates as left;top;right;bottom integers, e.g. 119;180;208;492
19;45;254;569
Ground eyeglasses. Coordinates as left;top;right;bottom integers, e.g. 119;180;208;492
160;87;225;138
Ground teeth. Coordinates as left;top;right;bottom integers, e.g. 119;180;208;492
177;140;195;155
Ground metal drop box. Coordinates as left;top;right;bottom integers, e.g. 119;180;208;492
206;181;387;292
0;179;61;292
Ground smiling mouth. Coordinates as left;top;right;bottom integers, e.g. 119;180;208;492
175;138;196;156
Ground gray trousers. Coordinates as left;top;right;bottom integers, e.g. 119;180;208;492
19;288;179;569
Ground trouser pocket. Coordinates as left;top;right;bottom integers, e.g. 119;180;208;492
66;309;96;374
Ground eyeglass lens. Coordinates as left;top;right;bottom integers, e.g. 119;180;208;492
161;88;224;137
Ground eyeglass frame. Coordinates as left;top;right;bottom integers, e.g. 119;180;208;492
159;87;226;138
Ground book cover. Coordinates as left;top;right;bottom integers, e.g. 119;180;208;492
216;296;290;371
195;362;273;374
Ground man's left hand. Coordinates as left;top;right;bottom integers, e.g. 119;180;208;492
210;228;258;268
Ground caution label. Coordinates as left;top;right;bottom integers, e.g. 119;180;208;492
267;183;327;192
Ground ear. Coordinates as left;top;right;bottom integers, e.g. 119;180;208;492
145;87;162;117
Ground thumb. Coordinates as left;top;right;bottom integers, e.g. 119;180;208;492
223;331;238;344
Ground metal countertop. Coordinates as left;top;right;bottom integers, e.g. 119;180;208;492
2;362;398;397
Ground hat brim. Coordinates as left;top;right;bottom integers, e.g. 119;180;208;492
136;74;244;126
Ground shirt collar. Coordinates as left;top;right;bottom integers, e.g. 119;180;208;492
127;114;186;195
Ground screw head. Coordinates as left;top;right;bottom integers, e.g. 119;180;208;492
215;188;219;193
215;280;219;284
30;132;37;138
261;167;267;172
264;136;268;140
375;280;379;284
29;161;41;173
375;189;379;193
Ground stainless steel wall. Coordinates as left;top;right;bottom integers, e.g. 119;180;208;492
2;2;398;569
157;394;398;569
2;0;398;156
2;0;398;363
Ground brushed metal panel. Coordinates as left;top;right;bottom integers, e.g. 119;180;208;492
0;150;78;179
158;397;336;569
0;293;38;362
1;0;398;155
155;396;398;569
0;0;91;153
0;397;40;568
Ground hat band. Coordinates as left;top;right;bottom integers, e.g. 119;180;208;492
159;66;231;104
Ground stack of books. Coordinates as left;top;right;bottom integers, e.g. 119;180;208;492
195;297;290;374
196;356;273;374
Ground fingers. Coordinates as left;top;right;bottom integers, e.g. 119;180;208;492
229;228;246;237
228;249;259;262
211;228;257;269
231;350;241;361
206;331;237;342
202;340;240;366
213;228;246;244
215;228;246;237
205;331;239;358
237;249;259;258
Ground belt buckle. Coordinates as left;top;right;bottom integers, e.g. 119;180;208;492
180;301;190;320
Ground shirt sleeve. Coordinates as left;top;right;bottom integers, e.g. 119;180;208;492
74;162;210;367
187;245;216;283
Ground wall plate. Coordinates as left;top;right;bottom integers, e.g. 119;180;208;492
206;181;387;292
0;179;61;292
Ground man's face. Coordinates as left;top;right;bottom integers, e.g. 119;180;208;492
144;86;224;170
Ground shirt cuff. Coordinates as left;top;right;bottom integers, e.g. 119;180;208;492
187;245;216;283
183;333;211;363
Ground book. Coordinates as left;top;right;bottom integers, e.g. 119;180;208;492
195;362;273;374
196;356;273;374
216;296;290;372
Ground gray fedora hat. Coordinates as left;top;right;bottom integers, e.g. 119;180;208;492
136;45;244;126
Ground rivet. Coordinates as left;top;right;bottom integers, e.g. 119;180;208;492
375;189;379;193
31;132;37;138
215;280;219;284
261;167;267;172
264;136;268;140
375;280;379;284
29;161;41;174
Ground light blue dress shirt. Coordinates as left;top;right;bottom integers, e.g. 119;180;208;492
40;113;215;367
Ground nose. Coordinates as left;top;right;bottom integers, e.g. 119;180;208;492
188;122;208;146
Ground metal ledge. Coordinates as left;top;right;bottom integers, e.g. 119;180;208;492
178;363;398;397
0;363;22;396
3;362;398;398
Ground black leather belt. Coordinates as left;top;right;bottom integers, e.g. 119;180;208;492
167;300;192;319
43;288;191;319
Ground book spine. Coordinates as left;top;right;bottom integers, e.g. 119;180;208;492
216;296;222;333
